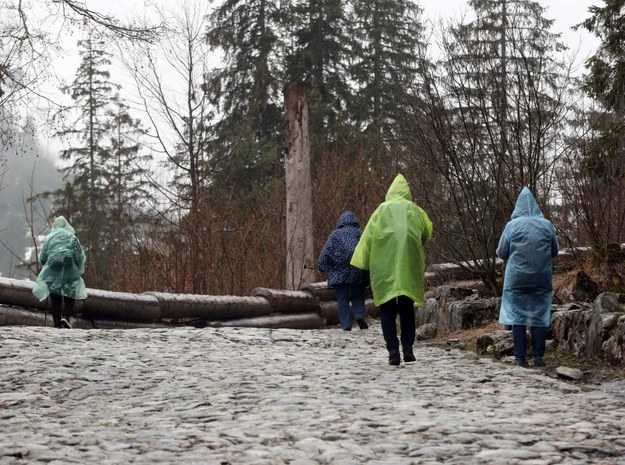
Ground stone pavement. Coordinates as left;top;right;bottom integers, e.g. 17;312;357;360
1;323;624;465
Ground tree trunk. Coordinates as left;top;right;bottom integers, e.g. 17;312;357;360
284;82;315;290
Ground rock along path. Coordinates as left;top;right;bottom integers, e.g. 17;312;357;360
1;323;624;465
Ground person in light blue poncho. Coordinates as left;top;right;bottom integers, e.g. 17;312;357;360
496;187;559;367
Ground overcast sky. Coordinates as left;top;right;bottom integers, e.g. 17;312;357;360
420;0;599;62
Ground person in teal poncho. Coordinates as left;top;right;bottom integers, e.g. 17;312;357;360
32;216;87;328
496;187;559;367
351;174;432;365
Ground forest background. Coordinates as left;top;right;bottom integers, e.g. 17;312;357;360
0;0;623;298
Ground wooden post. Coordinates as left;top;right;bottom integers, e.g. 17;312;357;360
284;82;316;290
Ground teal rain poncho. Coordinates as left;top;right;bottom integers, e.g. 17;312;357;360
496;187;559;327
32;216;87;301
350;174;432;307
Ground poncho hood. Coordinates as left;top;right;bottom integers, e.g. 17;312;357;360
385;174;412;202
511;187;544;219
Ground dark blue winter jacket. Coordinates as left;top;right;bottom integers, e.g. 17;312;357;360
317;211;366;287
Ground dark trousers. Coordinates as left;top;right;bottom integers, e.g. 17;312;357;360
512;325;547;360
334;284;366;329
50;293;75;328
380;296;415;353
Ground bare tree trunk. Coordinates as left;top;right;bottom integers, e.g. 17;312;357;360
284;82;315;290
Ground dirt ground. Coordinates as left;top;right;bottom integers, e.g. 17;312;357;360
431;321;625;386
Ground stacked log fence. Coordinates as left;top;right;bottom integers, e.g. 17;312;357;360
0;277;376;330
0;250;588;330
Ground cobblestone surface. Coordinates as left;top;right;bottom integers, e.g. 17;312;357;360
1;323;624;464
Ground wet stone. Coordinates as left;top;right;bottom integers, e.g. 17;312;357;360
0;324;624;464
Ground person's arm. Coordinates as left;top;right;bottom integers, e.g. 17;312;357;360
350;213;376;270
73;237;87;274
316;235;335;272
419;207;433;244
38;238;49;266
496;231;510;261
551;226;560;258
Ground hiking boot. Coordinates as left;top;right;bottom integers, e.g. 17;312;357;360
342;326;352;331
388;350;401;366
60;318;72;329
356;318;368;330
402;345;416;363
513;358;529;367
533;357;546;367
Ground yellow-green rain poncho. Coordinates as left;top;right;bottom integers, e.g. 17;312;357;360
351;174;432;307
32;216;87;302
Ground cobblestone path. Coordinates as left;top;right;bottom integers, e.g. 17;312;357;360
1;324;624;465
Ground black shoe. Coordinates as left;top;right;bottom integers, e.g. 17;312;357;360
342;327;352;331
389;350;401;366
60;318;72;329
356;318;368;330
513;358;528;367
403;345;416;363
534;358;546;367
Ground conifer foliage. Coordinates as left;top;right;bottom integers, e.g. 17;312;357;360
51;29;153;289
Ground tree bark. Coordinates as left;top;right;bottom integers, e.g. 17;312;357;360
284;82;315;290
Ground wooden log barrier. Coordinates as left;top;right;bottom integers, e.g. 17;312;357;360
144;292;272;320
252;288;319;313
208;312;326;330
0;277;47;310
319;300;339;326
0;306;167;329
318;298;379;326
300;282;336;301
0;305;51;326
75;319;169;329
81;288;160;322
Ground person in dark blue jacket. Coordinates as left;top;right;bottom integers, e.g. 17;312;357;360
317;211;368;331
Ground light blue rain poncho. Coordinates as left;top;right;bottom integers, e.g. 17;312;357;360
32;216;87;301
496;188;559;327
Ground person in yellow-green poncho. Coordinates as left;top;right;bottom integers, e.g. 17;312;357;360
351;174;432;366
32;216;87;329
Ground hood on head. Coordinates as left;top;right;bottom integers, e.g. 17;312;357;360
337;210;360;228
511;187;544;219
51;216;76;234
385;174;412;202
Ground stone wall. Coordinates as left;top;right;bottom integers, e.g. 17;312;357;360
415;285;500;340
416;284;625;366
551;292;625;365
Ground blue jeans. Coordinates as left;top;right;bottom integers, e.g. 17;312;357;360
334;284;366;329
512;325;546;360
380;296;415;352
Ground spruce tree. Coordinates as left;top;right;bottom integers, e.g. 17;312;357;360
55;30;116;282
52;29;153;289
349;0;425;161
285;0;351;146
206;0;284;196
411;0;571;292
568;0;625;253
